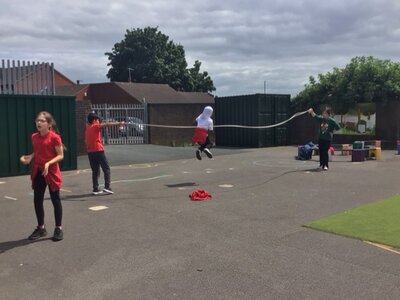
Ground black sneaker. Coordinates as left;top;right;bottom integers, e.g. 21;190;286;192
203;148;213;159
52;228;63;241
28;226;47;240
103;188;114;194
196;150;202;160
92;189;103;195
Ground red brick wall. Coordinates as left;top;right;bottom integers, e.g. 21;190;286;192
75;98;92;155
55;71;75;87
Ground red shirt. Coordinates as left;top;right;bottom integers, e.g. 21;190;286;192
86;123;104;152
31;131;63;191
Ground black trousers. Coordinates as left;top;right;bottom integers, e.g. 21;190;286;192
33;173;63;227
88;151;111;190
198;136;213;152
318;139;331;168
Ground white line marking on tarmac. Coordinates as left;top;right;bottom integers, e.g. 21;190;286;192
60;188;72;193
89;205;108;211
111;174;172;184
219;184;234;188
0;181;5;184
4;196;17;201
128;163;161;169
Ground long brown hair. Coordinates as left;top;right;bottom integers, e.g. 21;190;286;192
36;111;67;150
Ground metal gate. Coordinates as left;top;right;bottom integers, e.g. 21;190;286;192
91;103;148;145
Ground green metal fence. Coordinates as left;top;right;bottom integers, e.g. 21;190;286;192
215;94;290;147
0;95;77;177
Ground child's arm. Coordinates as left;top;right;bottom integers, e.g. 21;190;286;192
100;121;124;127
42;145;64;176
308;108;317;117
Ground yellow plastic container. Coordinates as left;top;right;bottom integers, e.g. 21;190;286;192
369;147;382;160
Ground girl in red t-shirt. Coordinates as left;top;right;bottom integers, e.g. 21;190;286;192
21;111;65;241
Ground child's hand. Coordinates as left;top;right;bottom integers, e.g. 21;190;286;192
42;162;50;177
20;155;32;165
308;108;314;114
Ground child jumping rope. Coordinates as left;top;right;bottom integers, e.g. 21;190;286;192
85;113;123;195
21;111;65;241
192;106;214;160
308;107;340;170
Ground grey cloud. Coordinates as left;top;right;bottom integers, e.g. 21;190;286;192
0;0;399;96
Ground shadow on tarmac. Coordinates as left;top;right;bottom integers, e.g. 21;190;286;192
165;182;199;188
61;193;98;201
0;238;51;254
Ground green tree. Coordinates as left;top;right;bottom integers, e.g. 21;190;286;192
293;56;400;111
105;27;215;93
186;60;215;93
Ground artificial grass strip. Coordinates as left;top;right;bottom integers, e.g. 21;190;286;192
305;195;400;248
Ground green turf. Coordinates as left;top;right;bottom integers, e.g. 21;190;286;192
305;195;400;248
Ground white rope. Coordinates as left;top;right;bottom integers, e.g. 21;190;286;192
128;110;309;129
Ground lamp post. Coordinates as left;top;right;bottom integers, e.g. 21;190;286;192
128;68;134;82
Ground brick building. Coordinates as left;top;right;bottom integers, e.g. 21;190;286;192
56;80;214;153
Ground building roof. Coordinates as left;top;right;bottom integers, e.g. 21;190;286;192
109;82;214;104
55;80;214;104
56;84;89;96
114;82;181;104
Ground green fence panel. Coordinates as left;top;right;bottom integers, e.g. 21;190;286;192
215;94;290;148
0;95;77;177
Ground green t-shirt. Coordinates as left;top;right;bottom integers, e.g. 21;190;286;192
315;115;340;141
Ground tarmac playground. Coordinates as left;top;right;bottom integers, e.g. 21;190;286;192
1;145;400;300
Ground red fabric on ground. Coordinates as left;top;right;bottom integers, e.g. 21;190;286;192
189;190;212;201
192;128;208;145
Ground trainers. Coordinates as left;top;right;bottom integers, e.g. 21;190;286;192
323;166;329;171
196;150;202;160
103;188;114;194
203;148;213;159
92;189;103;195
28;226;47;240
52;228;63;241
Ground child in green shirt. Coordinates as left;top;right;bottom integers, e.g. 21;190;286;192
308;108;340;170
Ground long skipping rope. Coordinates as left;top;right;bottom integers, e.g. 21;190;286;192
129;110;309;129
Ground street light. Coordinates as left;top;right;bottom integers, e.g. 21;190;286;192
128;68;134;82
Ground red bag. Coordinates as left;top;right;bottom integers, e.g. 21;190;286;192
192;128;208;145
189;190;212;201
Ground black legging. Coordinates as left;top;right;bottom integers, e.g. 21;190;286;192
318;139;331;168
198;136;213;152
88;151;111;190
33;173;63;227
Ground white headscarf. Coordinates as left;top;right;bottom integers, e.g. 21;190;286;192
196;106;214;130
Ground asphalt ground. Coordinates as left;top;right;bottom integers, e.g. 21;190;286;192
1;145;400;299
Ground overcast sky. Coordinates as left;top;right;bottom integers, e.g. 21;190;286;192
1;0;399;96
